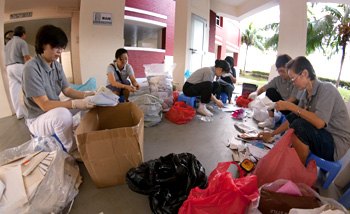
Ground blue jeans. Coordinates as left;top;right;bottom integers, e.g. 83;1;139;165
286;113;334;161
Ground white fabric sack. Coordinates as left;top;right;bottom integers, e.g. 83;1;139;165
132;94;163;127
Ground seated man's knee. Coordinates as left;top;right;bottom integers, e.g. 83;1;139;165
290;118;309;134
266;88;278;97
54;107;73;127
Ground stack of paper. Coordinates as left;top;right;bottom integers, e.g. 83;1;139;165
90;86;120;106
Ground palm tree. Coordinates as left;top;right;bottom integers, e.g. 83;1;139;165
241;23;264;74
317;4;350;87
262;4;350;88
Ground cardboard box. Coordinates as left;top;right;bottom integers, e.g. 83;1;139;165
75;102;144;188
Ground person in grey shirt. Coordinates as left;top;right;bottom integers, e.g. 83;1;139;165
259;56;350;164
106;48;140;102
5;26;31;119
22;25;95;153
182;60;230;117
249;54;299;128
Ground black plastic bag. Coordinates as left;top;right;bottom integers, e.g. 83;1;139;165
126;153;207;214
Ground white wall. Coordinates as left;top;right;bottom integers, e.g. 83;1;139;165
79;0;125;88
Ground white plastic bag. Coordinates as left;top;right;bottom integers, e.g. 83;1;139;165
144;63;176;111
253;109;269;122
0;137;81;214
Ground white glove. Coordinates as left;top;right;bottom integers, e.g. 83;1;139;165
84;91;96;98
72;99;95;110
248;92;258;100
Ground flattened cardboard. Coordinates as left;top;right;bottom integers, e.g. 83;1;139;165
75;102;144;188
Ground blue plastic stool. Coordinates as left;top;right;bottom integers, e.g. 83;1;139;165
306;152;342;189
34;134;67;152
178;93;196;108
338;182;350;209
119;95;124;103
220;92;228;103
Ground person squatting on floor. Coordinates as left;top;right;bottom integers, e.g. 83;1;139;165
182;59;230;117
214;56;237;103
249;54;299;129
5;26;32;119
258;56;350;164
22;25;96;152
106;48;140;102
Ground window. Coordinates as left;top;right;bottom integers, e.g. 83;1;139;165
216;16;223;27
124;17;166;49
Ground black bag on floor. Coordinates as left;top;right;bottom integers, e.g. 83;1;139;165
126;153;207;214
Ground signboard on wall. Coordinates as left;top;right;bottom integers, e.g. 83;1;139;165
10;12;33;19
93;12;112;25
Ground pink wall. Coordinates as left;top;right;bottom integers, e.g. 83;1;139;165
209;10;216;53
125;0;175;77
211;11;241;67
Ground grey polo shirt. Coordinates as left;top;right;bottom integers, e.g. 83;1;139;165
22;55;70;119
5;36;29;65
263;76;298;100
186;66;215;84
106;62;134;84
299;79;350;161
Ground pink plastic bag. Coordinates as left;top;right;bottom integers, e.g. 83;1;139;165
250;129;317;188
232;109;245;120
179;162;259;214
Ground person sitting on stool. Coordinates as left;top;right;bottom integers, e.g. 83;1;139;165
183;60;230;117
249;54;299;128
106;48;140;102
214;56;237;103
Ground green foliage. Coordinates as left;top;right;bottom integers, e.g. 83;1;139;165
251;71;269;79
260;4;350;88
241;23;264;51
318;76;350;88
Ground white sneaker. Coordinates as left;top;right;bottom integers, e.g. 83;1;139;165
258;118;275;129
197;107;213;117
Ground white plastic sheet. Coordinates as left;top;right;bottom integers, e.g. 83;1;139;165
144;63;176;111
0;137;80;214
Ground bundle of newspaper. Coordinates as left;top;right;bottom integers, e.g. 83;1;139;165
89;86;120;106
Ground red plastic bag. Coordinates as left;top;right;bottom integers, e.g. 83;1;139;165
236;94;253;108
173;90;180;103
179;161;259;214
165;101;196;124
250;129;317;188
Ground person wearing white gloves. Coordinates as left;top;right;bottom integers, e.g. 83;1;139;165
183;60;230;117
248;54;299;128
22;25;96;152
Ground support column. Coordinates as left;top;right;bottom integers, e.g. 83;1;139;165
173;0;190;90
0;0;13;118
269;0;307;80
